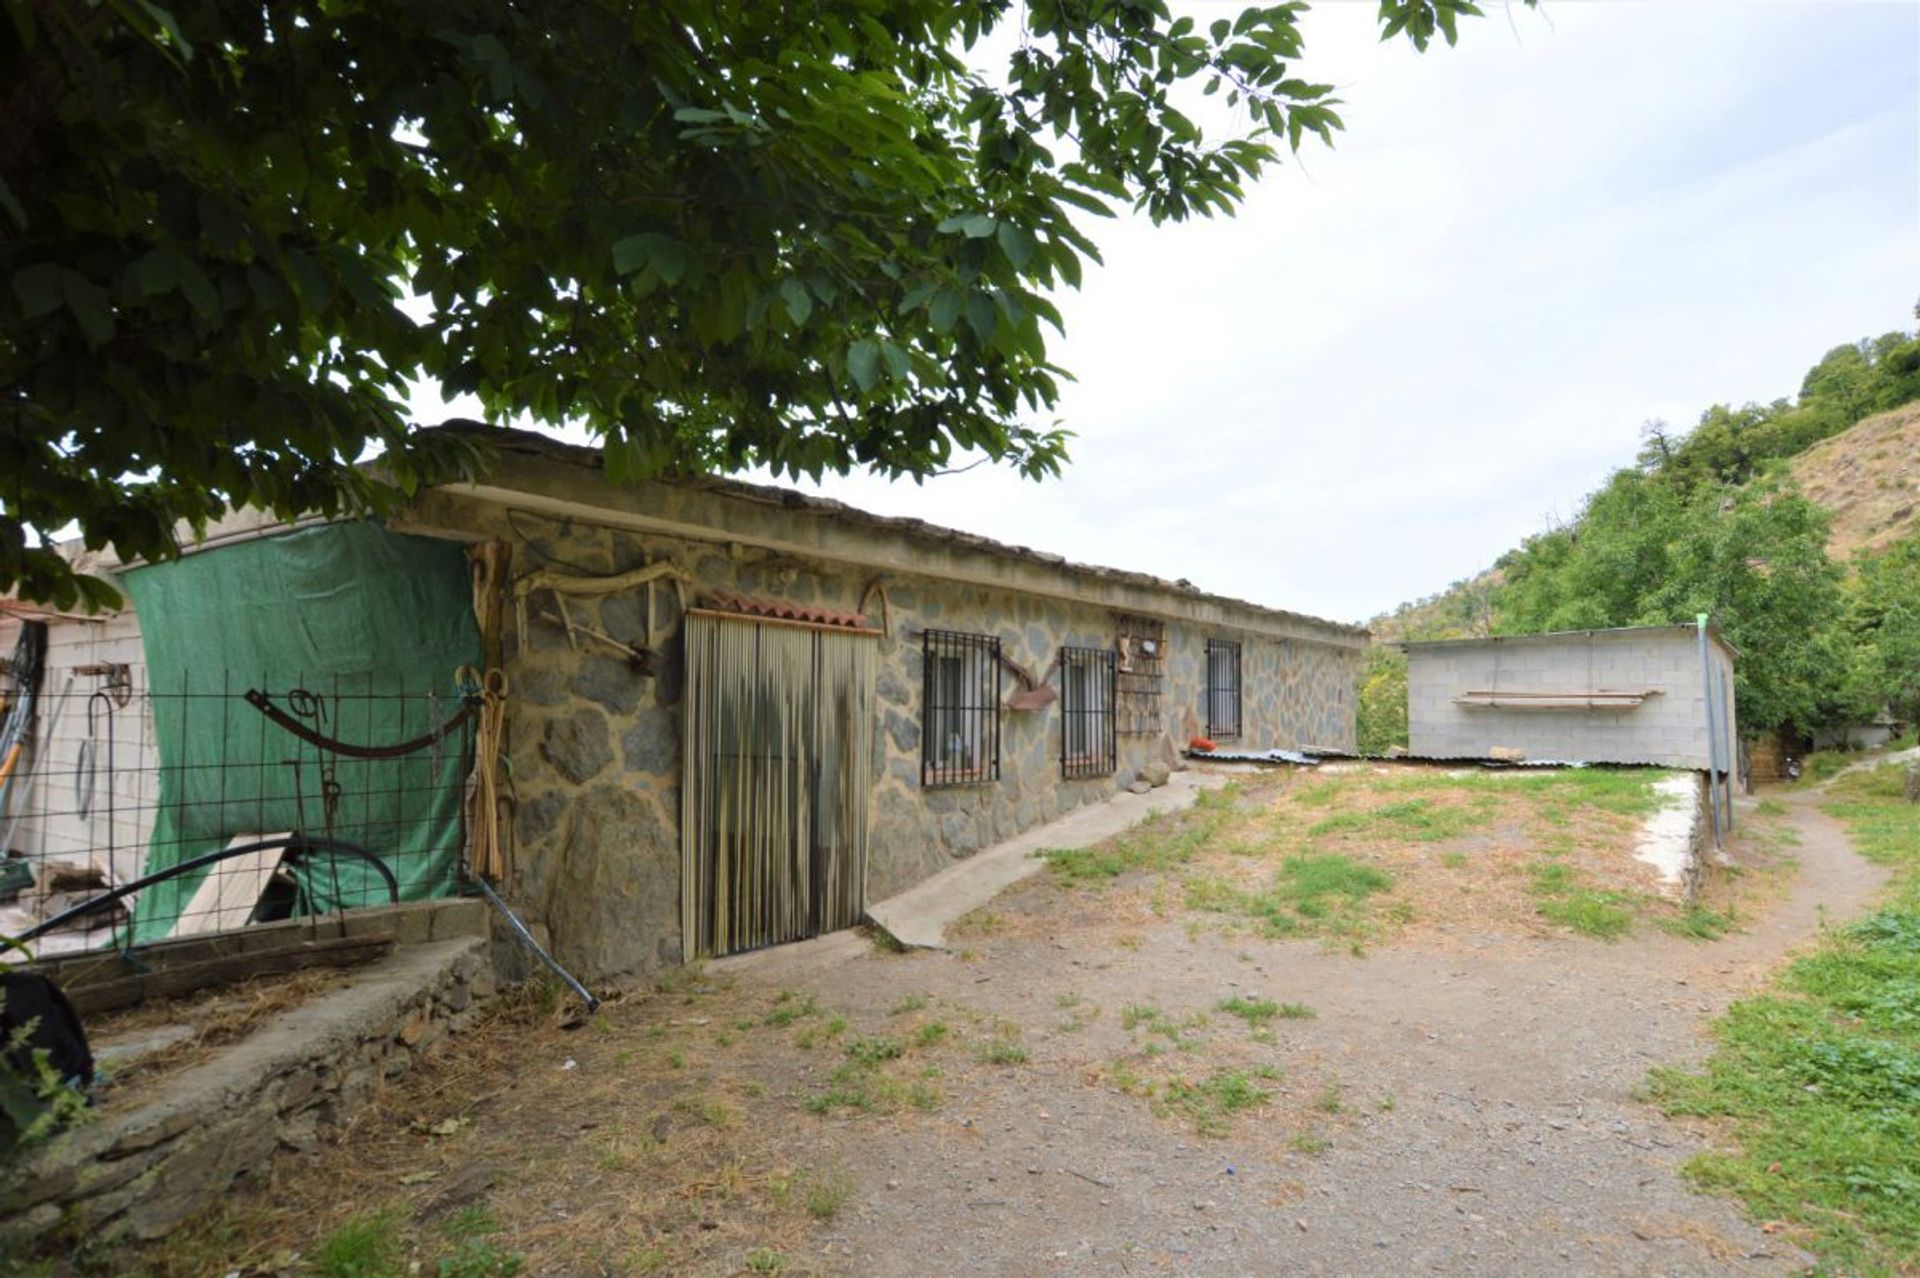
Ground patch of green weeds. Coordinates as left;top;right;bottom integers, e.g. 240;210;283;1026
743;1247;788;1274
1660;905;1736;941
1288;1131;1330;1156
1313;796;1494;843
1186;854;1394;942
435;1208;523;1278
1216;995;1280;1025
1537;891;1635;940
1044;787;1238;883
1159;1070;1271;1137
974;1037;1030;1065
845;1035;905;1067
1528;860;1636;940
672;1094;734;1128
1441;850;1468;869
764;997;817;1028
1119;1003;1205;1050
622;1244;673;1273
891;993;929;1015
914;1020;950;1048
311;1210;405;1278
805;1170;856;1220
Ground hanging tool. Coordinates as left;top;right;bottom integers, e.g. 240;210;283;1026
0;673;74;858
244;688;479;758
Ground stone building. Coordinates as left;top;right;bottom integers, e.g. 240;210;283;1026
1401;625;1737;770
399;428;1364;978
5;428;1365;981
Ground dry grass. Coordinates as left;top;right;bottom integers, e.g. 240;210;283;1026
981;766;1748;951
91;977;1054;1277
1787;400;1920;559
87;967;358;1101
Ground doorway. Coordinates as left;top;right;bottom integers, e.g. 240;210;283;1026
680;612;877;959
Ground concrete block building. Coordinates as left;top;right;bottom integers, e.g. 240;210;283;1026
1402;625;1737;770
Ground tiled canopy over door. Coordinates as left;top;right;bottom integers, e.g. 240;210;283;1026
680;613;877;959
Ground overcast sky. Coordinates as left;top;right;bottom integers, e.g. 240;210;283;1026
423;1;1920;628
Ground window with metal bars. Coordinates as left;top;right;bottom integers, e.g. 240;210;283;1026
922;629;1001;786
1205;638;1242;740
1059;645;1116;778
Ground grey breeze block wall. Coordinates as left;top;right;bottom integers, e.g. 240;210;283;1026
1406;629;1737;769
407;484;1360;983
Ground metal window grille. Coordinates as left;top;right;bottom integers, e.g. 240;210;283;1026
1114;615;1165;736
1059;646;1117;778
1206;639;1242;740
922;629;1000;786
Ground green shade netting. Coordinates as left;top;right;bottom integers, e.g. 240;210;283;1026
124;521;481;943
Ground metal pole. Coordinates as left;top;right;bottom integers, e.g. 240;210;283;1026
1712;672;1735;832
1697;614;1723;850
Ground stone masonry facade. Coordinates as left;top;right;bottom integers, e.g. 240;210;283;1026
406;442;1363;984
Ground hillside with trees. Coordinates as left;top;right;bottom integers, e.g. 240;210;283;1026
1363;315;1920;749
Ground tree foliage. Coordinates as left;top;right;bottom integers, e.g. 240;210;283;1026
1489;320;1920;738
1;0;1515;606
1355;643;1408;754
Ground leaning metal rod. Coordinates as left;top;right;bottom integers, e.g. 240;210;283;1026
472;876;600;1013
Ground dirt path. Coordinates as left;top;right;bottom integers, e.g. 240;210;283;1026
743;789;1886;1276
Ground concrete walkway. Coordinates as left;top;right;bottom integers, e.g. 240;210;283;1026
712;768;1231;980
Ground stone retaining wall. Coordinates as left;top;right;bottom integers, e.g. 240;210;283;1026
0;937;492;1249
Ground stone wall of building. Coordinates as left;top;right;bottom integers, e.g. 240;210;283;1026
429;493;1359;983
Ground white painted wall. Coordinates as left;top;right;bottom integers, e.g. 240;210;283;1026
1;602;159;886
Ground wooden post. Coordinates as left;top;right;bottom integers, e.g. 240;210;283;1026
1904;762;1918;804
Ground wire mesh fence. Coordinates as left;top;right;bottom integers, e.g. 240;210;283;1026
0;669;473;959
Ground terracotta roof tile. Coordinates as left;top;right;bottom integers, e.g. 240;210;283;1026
701;589;871;631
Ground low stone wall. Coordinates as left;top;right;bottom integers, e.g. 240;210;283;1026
0;937;492;1248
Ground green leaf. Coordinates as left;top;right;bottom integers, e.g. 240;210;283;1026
847;339;880;392
780;278;813;326
11;263;63;319
965;292;997;344
880;340;910;382
611;233;688;283
929;288;963;335
62;272;115;345
939;213;997;239
995;223;1036;268
0;177;24;230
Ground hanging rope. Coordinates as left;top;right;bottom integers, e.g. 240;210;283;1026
457;666;511;882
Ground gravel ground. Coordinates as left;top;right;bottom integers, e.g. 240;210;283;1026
748;788;1882;1277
